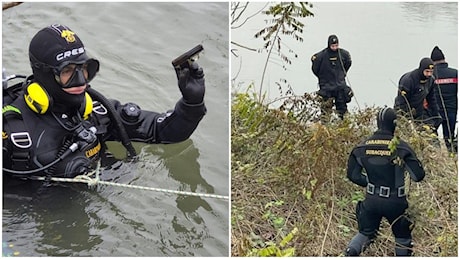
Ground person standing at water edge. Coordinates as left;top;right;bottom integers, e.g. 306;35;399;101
311;34;353;121
394;57;441;132
430;46;458;153
3;24;206;179
344;107;425;256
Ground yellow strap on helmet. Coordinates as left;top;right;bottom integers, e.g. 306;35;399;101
83;92;93;120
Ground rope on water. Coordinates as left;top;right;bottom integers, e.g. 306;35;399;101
30;163;229;201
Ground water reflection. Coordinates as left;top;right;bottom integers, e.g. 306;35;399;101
3;1;229;256
141;140;219;256
400;2;458;24
3;180;103;256
3;139;225;256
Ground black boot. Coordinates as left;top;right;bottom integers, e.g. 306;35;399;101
395;237;413;256
344;233;370;256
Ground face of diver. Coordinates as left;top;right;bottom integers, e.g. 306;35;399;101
54;58;100;94
28;24;100;113
422;68;434;78
60;66;87;94
329;43;339;52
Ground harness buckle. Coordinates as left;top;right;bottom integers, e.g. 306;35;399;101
92;102;108;115
10;132;32;149
379;186;390;198
366;183;375;195
398;186;406;197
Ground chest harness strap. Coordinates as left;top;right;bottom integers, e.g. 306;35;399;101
3;105;32;171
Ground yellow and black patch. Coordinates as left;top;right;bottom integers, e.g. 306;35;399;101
61;29;76;43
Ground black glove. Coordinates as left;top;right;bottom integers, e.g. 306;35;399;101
343;85;353;103
175;61;205;104
432;114;443;129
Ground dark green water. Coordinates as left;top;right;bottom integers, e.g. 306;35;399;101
2;2;229;257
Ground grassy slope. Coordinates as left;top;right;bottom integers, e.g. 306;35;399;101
231;92;458;256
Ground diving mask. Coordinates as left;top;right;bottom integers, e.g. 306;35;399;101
54;58;100;88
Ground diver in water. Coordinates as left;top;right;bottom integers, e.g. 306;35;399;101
2;24;206;179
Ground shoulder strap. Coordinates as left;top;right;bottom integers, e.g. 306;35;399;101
3;103;33;171
3;74;32;106
3;82;23;105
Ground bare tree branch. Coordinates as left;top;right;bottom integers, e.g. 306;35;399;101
231;41;257;52
3;2;22;11
231;2;269;29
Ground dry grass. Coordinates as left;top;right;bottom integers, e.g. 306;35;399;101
231;92;457;256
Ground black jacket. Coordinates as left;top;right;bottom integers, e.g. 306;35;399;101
347;130;425;190
311;48;352;90
394;68;439;119
3;89;206;178
433;62;458;113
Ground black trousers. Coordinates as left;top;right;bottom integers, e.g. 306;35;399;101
356;196;412;239
317;86;349;118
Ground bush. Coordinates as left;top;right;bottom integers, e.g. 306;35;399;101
231;92;457;256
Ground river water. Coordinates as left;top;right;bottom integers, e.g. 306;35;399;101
231;2;458;110
2;2;229;257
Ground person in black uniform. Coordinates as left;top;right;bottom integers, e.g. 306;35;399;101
344;107;425;256
430;46;458;153
394;57;441;132
2;24;206;179
311;34;352;121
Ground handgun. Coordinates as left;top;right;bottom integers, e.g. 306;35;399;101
171;44;204;69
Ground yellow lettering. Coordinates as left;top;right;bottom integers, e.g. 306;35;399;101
365;139;391;145
85;142;101;158
366;149;391;156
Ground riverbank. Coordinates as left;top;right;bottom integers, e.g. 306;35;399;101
231;91;457;256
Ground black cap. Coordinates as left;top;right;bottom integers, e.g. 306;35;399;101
28;24;90;113
430;46;445;61
29;24;89;70
328;35;339;47
377;107;397;133
419;57;434;71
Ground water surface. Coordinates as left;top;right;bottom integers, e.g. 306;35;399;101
231;2;458;109
2;2;229;257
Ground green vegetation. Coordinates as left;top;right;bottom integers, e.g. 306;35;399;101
231;89;458;256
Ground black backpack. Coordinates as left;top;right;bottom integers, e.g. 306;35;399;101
2;71;29;106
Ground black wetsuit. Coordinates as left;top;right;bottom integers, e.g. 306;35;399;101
311;47;352;117
3;88;206;178
394;68;440;126
346;129;425;256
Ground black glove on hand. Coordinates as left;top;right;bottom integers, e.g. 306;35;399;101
176;62;205;104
